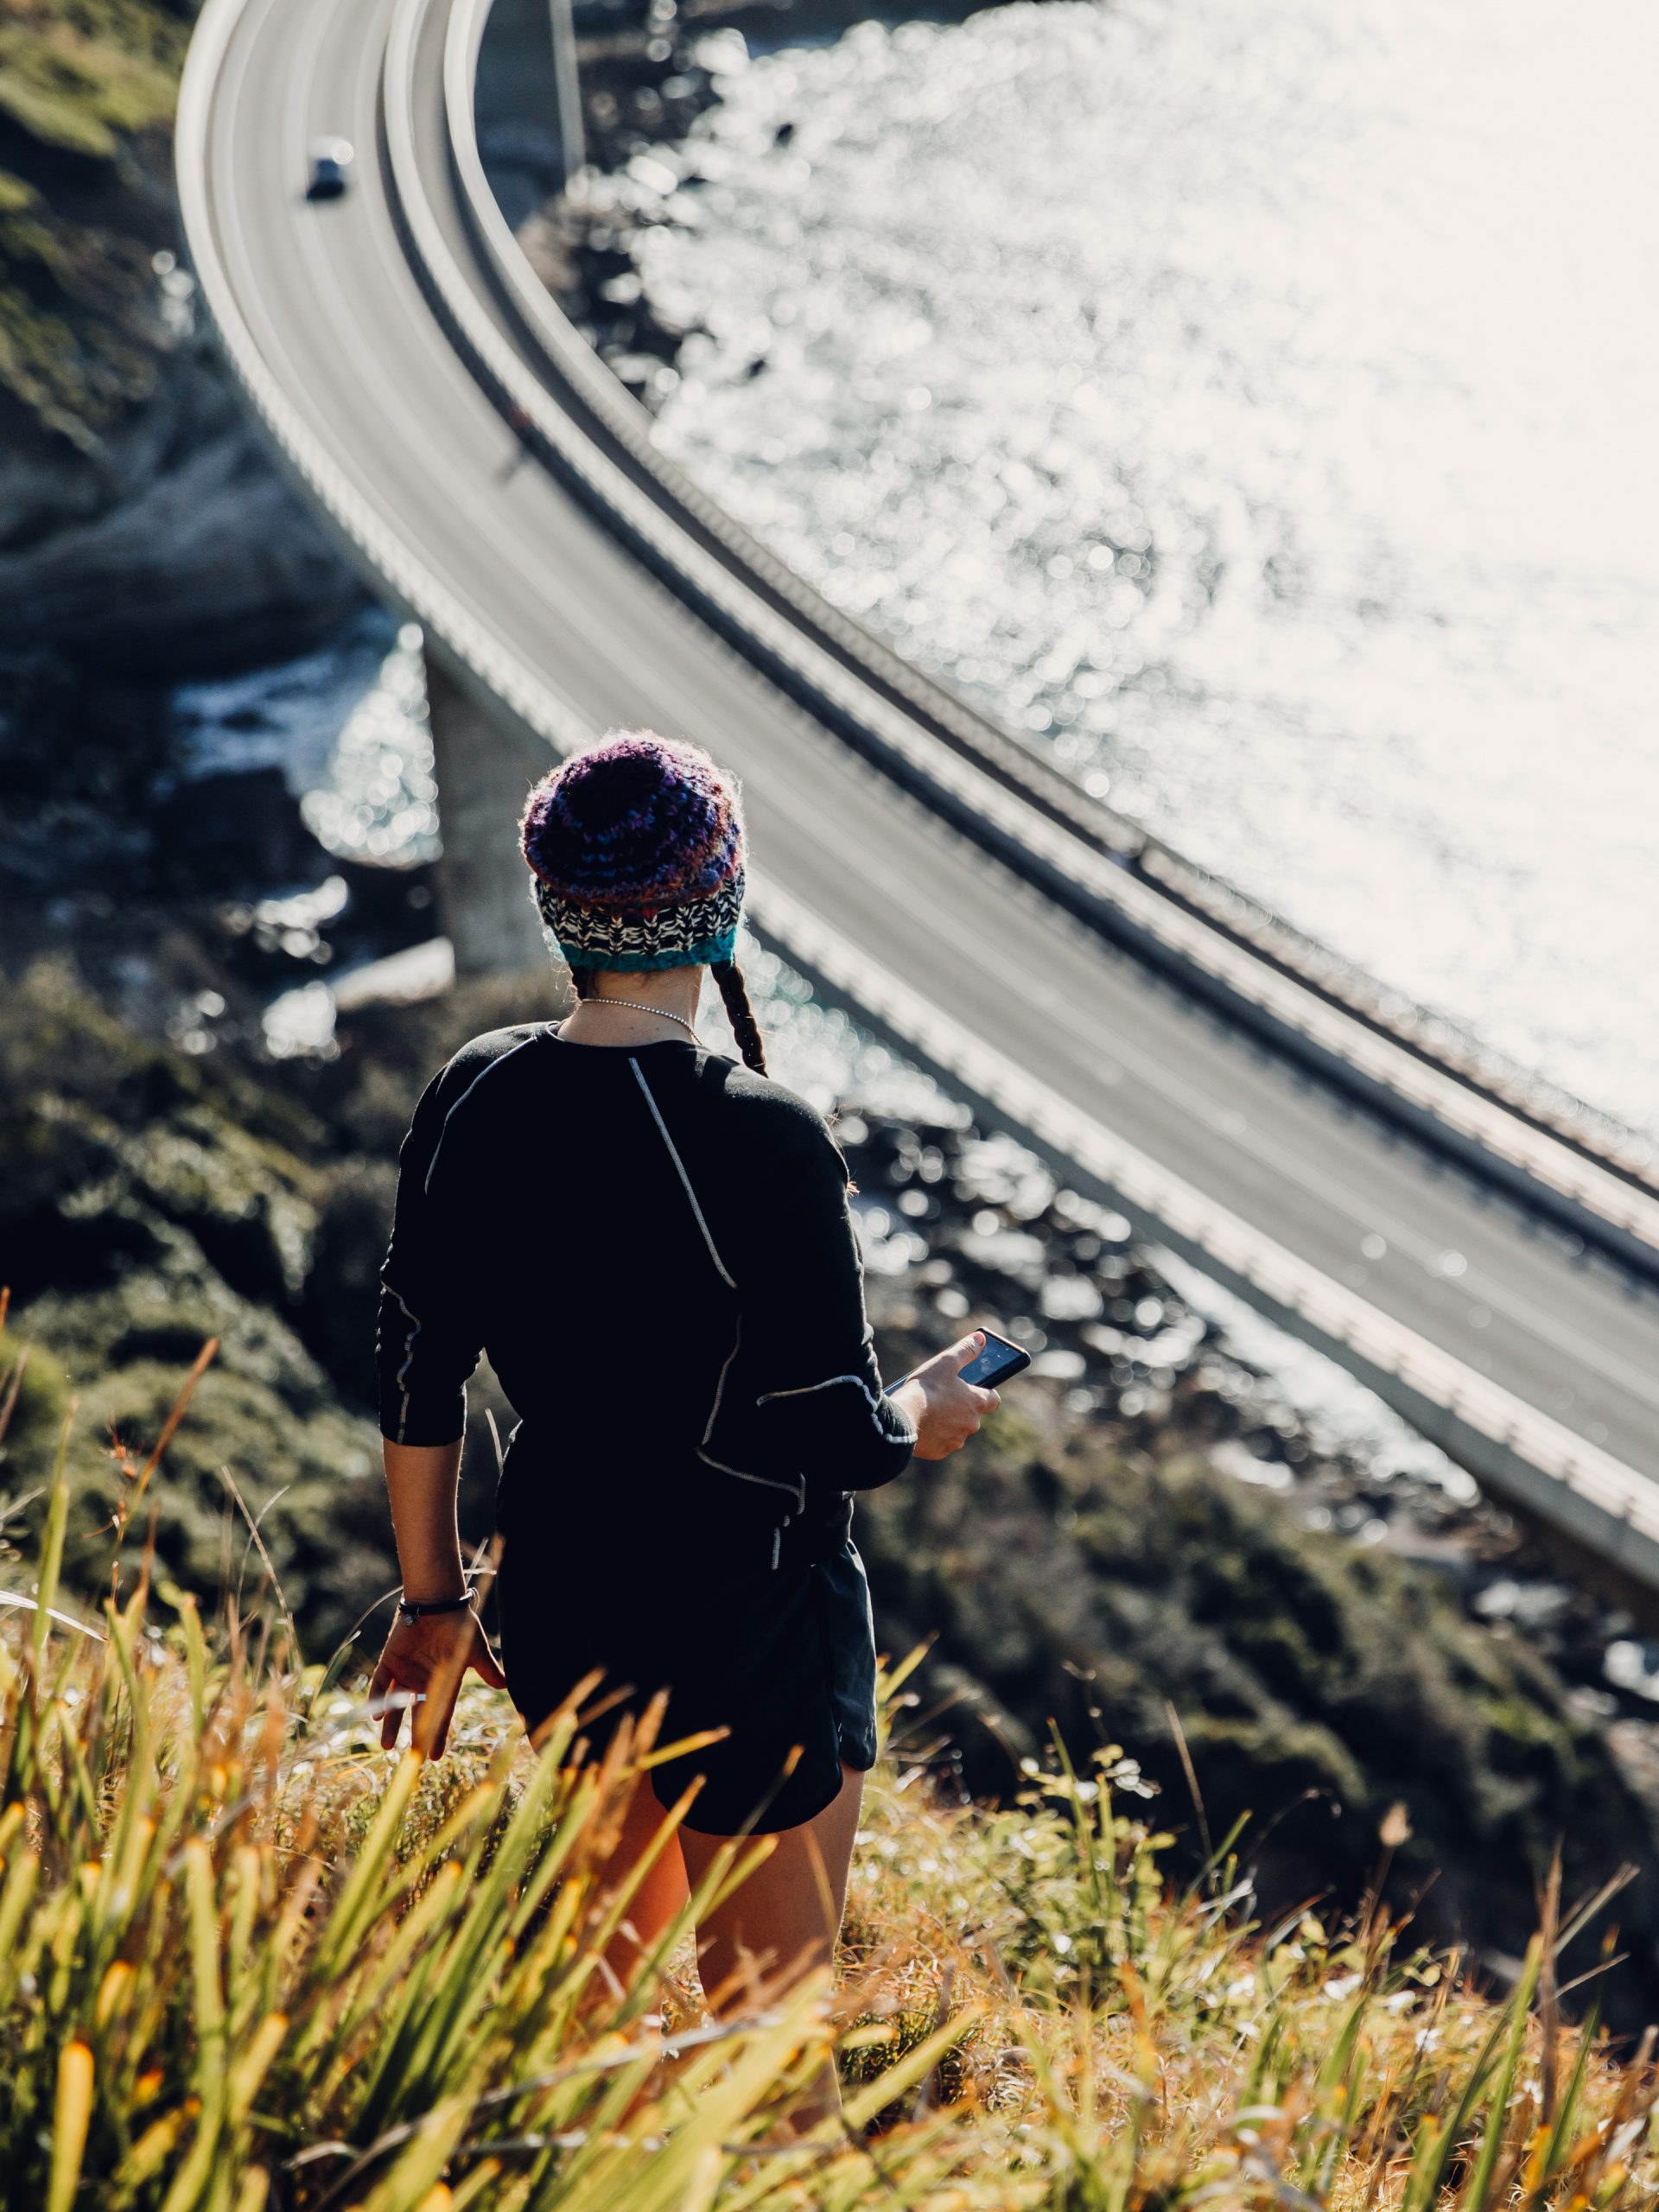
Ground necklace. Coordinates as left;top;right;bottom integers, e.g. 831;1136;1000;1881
584;996;700;1039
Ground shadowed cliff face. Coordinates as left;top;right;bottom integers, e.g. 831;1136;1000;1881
0;0;359;676
0;353;362;677
5;961;1659;2020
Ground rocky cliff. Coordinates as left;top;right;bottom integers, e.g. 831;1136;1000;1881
0;0;358;676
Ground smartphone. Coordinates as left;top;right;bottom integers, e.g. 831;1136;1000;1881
890;1326;1032;1393
959;1328;1032;1389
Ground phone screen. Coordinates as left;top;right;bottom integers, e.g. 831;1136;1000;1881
957;1330;1031;1389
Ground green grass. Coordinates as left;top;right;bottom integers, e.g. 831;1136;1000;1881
0;2;184;156
2;1319;1657;2209
0;0;191;434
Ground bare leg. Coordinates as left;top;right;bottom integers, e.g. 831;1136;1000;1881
679;1764;865;2129
597;1771;691;1990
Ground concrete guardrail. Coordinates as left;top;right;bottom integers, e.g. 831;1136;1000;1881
175;0;1659;1599
429;0;1659;1282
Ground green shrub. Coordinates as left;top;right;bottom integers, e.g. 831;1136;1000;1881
3;1361;1657;2209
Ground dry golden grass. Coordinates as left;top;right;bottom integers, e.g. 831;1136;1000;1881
2;1325;1656;2209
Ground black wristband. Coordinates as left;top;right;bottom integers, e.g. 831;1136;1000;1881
396;1588;474;1620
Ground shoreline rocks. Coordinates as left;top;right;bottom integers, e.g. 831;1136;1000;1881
0;347;362;682
8;957;1659;2018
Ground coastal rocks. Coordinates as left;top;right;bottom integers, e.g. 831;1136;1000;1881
0;651;174;899
0;963;397;1651
0;349;362;681
156;765;324;896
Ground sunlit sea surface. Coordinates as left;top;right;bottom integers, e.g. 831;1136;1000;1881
627;0;1659;1141
189;0;1657;1489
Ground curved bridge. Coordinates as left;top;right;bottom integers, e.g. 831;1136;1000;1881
178;0;1659;1598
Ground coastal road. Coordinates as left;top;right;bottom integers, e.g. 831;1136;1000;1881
181;0;1659;1587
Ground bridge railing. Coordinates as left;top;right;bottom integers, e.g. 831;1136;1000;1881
175;0;1659;1600
450;0;1658;1205
429;0;1659;1282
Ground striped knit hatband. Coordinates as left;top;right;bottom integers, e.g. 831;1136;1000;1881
519;729;747;971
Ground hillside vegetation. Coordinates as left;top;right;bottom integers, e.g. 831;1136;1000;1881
2;1360;1658;2208
6;958;1659;2018
0;0;190;449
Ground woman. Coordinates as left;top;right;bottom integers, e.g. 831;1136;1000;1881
368;730;994;2054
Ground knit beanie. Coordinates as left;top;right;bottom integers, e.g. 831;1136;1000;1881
519;730;746;972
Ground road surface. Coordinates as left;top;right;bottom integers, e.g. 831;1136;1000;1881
179;0;1659;1591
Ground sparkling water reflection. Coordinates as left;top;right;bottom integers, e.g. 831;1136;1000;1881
635;0;1659;1138
299;624;439;865
175;613;439;870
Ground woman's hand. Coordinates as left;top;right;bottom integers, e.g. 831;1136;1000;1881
892;1332;1001;1461
368;1605;507;1757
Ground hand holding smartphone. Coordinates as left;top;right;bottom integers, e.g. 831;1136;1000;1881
888;1325;1032;1395
887;1327;1027;1461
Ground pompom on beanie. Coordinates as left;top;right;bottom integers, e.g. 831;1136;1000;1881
519;730;746;972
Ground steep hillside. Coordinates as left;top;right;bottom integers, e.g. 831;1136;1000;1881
0;0;192;534
6;959;1659;2015
0;0;358;673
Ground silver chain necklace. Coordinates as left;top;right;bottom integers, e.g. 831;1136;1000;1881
585;996;700;1039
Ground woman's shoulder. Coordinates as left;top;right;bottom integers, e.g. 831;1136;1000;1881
426;1022;548;1108
694;1054;845;1171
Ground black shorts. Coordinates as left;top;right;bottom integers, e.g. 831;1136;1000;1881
496;1534;880;1835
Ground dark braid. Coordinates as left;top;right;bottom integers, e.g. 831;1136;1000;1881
571;959;766;1072
711;960;768;1076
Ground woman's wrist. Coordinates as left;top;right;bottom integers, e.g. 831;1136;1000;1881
396;1586;474;1620
890;1377;926;1437
397;1564;469;1607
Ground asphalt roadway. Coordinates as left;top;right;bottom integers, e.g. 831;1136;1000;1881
195;0;1659;1536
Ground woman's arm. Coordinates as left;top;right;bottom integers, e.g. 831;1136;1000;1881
729;1109;995;1494
383;1437;468;1599
371;1061;499;1754
369;1439;505;1756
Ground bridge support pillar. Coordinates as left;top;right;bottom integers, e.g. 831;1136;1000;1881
474;0;584;227
426;657;550;976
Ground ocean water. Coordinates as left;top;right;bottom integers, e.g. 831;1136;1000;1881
629;0;1659;1142
198;0;1657;1491
176;610;439;867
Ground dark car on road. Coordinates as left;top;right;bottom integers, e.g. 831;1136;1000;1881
306;137;354;201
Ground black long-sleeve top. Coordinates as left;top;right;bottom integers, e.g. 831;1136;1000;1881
376;1024;916;1573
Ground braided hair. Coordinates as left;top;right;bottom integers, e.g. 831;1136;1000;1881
567;959;768;1076
712;959;768;1076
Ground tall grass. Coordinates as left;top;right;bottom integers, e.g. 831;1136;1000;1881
1;1322;1656;2209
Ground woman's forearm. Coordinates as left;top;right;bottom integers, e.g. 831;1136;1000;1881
889;1378;926;1439
382;1439;467;1600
